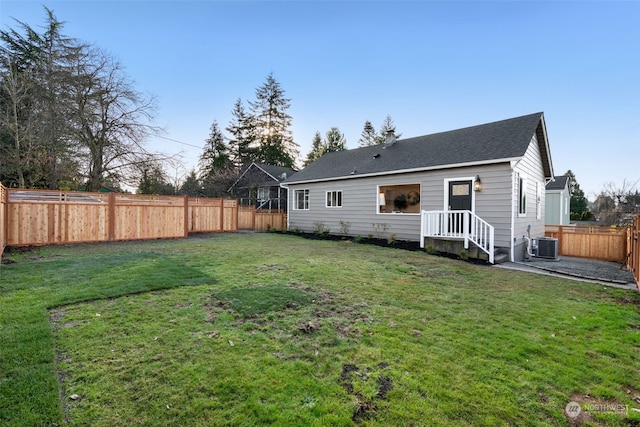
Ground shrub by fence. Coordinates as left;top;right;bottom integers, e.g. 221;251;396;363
545;225;628;262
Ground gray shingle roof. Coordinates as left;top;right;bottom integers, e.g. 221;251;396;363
285;113;552;184
255;163;297;181
229;162;298;191
546;175;570;191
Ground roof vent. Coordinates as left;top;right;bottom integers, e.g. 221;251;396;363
350;166;357;175
373;153;380;159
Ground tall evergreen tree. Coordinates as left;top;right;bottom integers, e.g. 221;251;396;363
375;114;401;145
226;98;256;167
136;162;173;195
179;169;202;196
358;120;377;147
198;120;231;180
304;131;324;166
249;73;298;167
565;170;592;220
324;127;346;153
0;8;78;189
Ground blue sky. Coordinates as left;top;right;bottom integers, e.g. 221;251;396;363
1;1;638;198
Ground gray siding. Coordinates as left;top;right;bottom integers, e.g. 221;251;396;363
546;189;570;225
286;162;514;247
545;192;562;225
512;134;547;260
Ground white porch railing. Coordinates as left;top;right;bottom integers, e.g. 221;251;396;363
420;210;495;264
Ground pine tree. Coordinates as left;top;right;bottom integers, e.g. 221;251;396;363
179;169;202;196
375;115;401;145
226;98;257;167
303;131;324;166
324;127;346;153
0;7;78;189
199;120;231;180
137;163;173;195
358;120;377;147
249;73;298;167
565;170;592;220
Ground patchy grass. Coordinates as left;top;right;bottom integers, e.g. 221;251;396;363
0;233;639;426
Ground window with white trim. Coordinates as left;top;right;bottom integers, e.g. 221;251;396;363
326;190;342;208
378;184;421;214
518;174;527;216
294;189;309;210
257;187;268;201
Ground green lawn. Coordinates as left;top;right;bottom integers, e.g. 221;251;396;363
0;233;638;426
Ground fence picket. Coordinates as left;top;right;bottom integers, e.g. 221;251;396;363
545;225;629;262
1;187;288;249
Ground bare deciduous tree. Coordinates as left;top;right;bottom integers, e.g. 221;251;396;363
70;47;161;191
593;178;639;225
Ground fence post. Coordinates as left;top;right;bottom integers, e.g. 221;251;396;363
557;225;563;254
184;196;189;237
108;192;116;241
0;184;6;257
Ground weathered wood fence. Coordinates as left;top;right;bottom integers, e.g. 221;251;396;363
545;225;629;262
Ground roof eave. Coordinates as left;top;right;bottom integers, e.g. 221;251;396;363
284;157;521;185
536;114;554;179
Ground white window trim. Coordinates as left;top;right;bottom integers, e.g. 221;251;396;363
377;183;422;215
517;174;527;217
325;190;343;208
293;189;309;210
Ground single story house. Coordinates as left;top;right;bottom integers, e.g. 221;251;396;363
545;175;571;225
229;162;297;211
282;112;554;263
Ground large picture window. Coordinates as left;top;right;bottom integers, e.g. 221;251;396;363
378;184;421;214
326;190;342;208
294;189;309;210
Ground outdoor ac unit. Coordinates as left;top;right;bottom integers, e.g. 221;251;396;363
534;237;558;260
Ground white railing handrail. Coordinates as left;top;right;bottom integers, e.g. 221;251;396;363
420;210;494;264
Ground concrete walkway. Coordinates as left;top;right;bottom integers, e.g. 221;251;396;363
495;256;637;291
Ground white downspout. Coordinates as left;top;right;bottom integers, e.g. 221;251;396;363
509;168;516;262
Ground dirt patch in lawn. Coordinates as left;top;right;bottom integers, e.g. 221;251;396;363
340;362;394;423
204;282;373;342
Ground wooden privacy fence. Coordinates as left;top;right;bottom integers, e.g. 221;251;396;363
189;197;238;234
545;225;628;262
628;215;640;289
4;188;238;247
238;206;287;231
0;184;6;257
